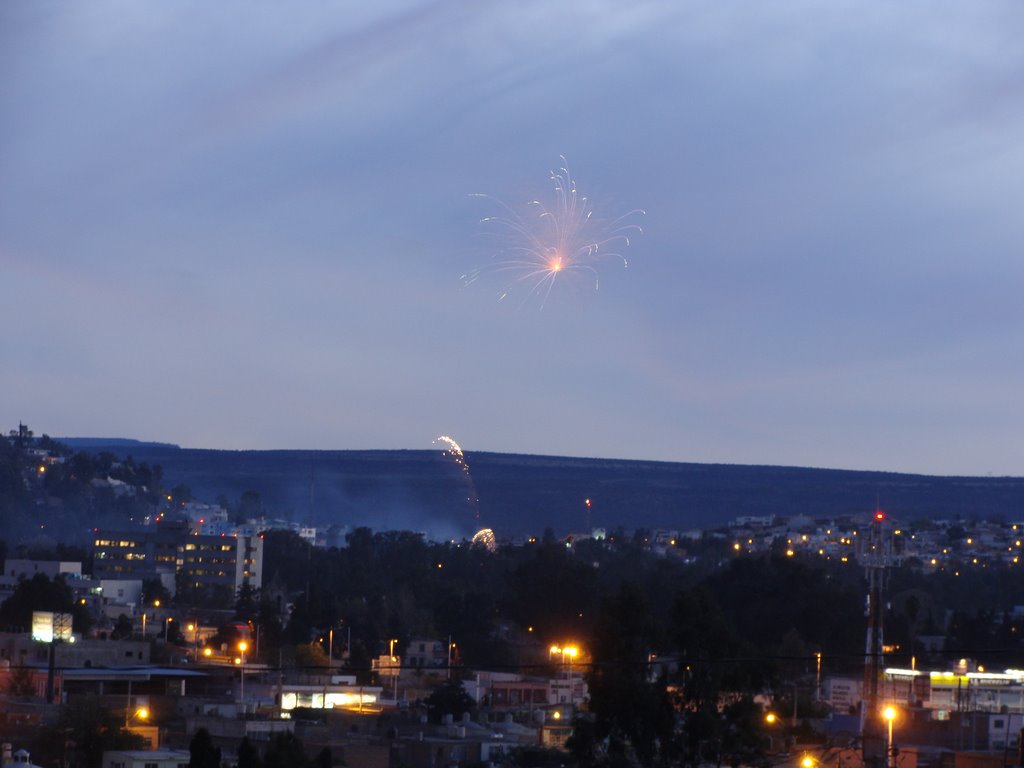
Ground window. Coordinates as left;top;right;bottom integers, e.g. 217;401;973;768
145;763;159;768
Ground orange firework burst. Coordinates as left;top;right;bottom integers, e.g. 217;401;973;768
463;157;644;307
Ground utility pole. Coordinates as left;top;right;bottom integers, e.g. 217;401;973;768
861;509;895;768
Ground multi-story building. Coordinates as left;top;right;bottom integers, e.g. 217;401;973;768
92;520;263;604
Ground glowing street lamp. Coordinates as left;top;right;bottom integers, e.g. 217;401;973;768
883;706;897;768
187;623;199;661
238;641;249;706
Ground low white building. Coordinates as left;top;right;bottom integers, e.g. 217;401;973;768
101;750;190;768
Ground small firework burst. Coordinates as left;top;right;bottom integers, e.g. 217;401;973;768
434;434;480;520
463;157;644;308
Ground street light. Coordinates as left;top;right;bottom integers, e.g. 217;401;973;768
124;696;149;728
187;623;199;661
125;707;149;731
883;706;897;768
764;712;779;754
237;641;249;708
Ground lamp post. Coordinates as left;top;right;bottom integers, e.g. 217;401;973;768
237;641;249;709
187;623;198;661
386;638;399;702
164;617;173;643
883;706;897;768
125;679;149;729
764;712;778;753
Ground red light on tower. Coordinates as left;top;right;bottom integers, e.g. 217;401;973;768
875;511;885;522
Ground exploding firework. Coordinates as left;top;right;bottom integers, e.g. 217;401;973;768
463;157;645;307
471;528;497;552
434;435;480;521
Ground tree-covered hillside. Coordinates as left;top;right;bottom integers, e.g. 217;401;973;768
0;424;166;545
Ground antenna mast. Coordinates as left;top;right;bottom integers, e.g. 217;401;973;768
861;508;894;768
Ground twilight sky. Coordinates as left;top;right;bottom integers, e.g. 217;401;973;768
3;1;1024;476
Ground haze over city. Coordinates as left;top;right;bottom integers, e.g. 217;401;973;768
3;2;1024;476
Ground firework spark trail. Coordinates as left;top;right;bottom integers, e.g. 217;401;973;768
463;157;644;308
434;434;480;521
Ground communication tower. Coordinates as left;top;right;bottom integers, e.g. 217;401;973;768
860;510;895;768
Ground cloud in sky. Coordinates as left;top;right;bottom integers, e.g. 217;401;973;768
3;0;1024;475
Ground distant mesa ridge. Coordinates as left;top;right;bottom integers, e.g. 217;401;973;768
57;437;181;449
60;438;1024;538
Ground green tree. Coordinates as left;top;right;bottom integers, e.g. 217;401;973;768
0;573;91;634
170;483;193;507
32;698;146;768
313;746;333;768
235;584;260;621
295;641;330;669
189;727;221;768
110;614;133;640
237;737;262;768
142;577;172;607
237;490;263;522
7;664;36;698
580;583;674;768
263;732;309;768
424;679;476;724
